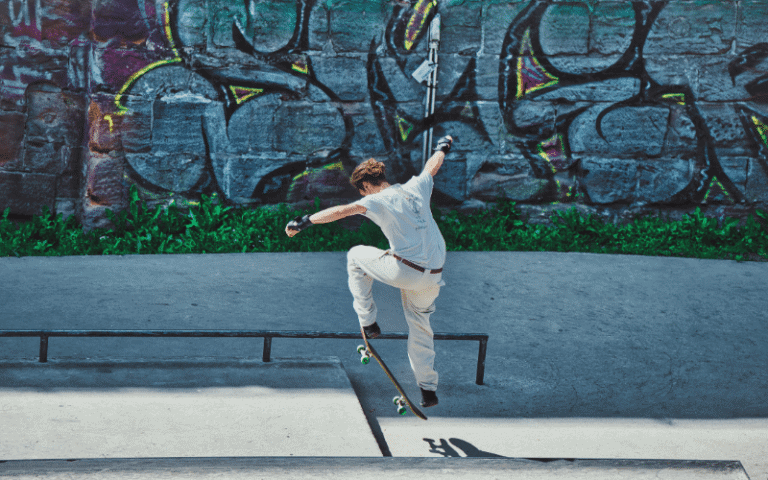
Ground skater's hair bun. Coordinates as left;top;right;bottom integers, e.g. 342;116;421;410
350;158;387;191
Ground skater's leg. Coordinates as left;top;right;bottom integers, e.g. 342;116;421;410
347;246;406;327
347;246;378;327
401;282;440;392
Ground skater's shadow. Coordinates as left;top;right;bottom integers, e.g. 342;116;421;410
424;438;503;457
424;438;576;463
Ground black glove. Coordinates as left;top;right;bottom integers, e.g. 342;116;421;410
286;214;313;233
434;136;452;153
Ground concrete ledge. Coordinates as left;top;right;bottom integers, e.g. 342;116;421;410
0;457;750;479
0;358;380;459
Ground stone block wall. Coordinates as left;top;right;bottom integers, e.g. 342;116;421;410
2;0;768;228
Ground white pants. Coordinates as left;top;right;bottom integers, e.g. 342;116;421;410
347;245;443;391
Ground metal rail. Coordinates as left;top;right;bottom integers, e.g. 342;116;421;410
0;330;489;385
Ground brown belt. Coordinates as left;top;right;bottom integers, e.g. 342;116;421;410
391;253;443;274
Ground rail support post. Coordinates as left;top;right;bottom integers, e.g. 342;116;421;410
476;337;487;385
39;335;49;363
262;337;272;362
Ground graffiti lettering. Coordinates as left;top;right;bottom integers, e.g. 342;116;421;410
74;0;768;218
497;0;755;206
8;0;41;30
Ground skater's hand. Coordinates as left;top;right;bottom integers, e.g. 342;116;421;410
434;135;452;153
285;214;312;237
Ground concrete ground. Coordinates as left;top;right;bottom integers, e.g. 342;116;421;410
1;252;767;478
0;458;751;479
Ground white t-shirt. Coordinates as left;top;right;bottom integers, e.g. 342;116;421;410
354;170;446;269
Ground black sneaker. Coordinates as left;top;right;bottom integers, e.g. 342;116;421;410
363;322;381;339
420;388;438;408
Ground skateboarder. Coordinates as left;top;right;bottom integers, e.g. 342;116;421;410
285;136;453;408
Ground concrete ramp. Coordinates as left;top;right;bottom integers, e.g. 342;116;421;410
0;358;380;459
0;457;750;479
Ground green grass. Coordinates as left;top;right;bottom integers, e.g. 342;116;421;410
1;185;767;261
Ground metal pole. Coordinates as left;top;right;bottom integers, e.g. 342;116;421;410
476;337;487;385
262;336;272;362
39;334;48;363
422;14;440;169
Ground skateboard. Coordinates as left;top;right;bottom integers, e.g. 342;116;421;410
357;326;428;420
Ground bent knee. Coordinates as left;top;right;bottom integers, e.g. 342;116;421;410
347;245;366;267
347;245;366;259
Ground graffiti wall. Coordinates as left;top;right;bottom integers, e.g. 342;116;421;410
2;0;768;228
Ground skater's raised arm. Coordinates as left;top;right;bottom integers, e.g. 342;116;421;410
285;203;366;237
424;136;452;177
310;203;366;225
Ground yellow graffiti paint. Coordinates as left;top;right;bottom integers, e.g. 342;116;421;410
536;133;565;174
404;0;435;51
322;161;344;172
752;116;768;147
113;57;182;113
163;2;179;57
292;161;345;183
662;93;686;105
396;115;413;141
291;59;309;75
111;63;181;121
229;86;264;105
704;176;730;202
537;145;558;174
291;161;344;184
108;2;182;131
516;29;558;99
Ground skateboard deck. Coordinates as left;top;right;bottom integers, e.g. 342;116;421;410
358;326;428;420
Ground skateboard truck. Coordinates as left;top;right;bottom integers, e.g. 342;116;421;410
393;396;407;415
357;344;371;364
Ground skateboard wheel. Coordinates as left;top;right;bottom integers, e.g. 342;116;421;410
393;396;403;406
360;355;370;365
357;345;366;354
397;405;407;415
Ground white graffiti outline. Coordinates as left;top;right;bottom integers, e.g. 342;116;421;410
7;0;41;31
